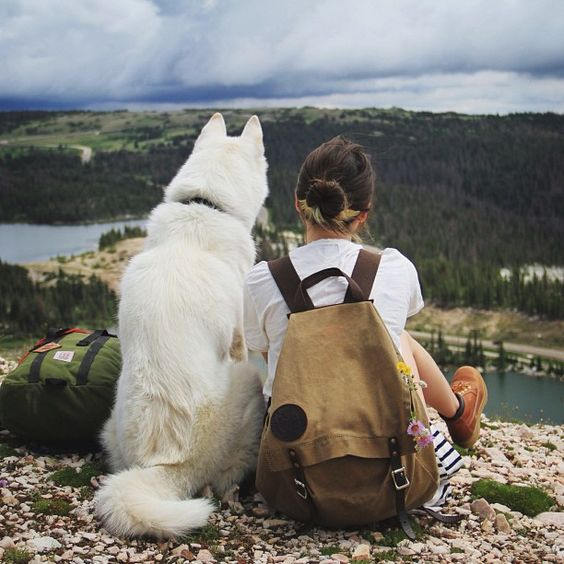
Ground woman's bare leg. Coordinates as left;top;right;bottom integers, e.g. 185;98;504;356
399;332;428;411
402;332;459;417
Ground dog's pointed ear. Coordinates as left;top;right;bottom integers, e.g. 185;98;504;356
197;113;227;144
241;115;263;148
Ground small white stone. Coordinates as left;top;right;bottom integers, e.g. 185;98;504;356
397;546;415;556
197;549;214;562
331;554;349;563
263;518;289;528
351;543;370;561
0;537;15;549
495;513;512;534
471;498;496;521
171;543;190;556
491;502;512;513
409;542;424;554
27;536;62;552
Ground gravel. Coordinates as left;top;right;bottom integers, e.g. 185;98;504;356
1;357;563;563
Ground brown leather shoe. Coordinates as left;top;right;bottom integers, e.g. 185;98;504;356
442;366;488;448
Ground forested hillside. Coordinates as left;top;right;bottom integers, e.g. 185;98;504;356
0;108;562;319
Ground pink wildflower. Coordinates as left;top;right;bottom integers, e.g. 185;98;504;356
407;419;426;436
415;433;434;449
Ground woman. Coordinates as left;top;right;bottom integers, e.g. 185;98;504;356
244;136;487;504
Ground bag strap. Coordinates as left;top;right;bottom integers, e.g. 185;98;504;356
347;248;381;301
268;256;301;312
268;248;382;313
28;334;66;383
76;329;113;347
389;436;416;540
75;333;113;385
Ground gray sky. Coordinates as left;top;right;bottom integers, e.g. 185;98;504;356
1;0;563;113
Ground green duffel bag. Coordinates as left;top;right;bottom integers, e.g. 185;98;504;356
0;328;121;446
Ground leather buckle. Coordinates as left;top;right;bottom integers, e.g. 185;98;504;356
392;467;410;490
294;478;308;499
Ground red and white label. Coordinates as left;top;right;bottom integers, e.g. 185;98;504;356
53;351;75;363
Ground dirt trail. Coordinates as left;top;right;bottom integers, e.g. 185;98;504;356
69;144;92;163
411;331;564;362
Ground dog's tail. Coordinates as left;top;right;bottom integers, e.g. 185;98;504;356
95;465;215;539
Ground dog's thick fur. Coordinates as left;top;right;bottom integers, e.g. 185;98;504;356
95;113;268;538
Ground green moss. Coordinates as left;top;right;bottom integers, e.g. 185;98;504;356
181;523;220;545
453;444;477;457
3;548;33;564
376;520;424;547
49;462;103;488
319;546;341;556
481;421;499;430
451;547;464;554
0;444;18;458
31;497;72;516
373;550;397;562
541;441;557;451
470;479;554;516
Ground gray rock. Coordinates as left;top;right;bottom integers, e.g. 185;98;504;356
495;513;512;534
471;498;496;521
534;512;564;528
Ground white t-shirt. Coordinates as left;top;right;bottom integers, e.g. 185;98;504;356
244;239;424;397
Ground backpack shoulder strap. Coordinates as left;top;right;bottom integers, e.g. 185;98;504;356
348;248;382;300
268;256;301;313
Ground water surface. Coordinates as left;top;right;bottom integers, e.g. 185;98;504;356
0;219;147;264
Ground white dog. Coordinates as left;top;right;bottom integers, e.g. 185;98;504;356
95;113;268;538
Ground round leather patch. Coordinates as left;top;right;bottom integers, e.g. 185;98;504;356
270;404;308;442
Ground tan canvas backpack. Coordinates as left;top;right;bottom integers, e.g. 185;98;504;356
255;250;440;538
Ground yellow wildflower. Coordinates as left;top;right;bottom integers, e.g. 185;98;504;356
396;361;412;376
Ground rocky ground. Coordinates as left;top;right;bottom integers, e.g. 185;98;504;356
0;355;563;563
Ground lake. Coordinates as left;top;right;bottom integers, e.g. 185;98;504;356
448;369;562;425
0;219;147;264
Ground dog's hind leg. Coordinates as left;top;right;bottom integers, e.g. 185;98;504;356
100;413;127;473
211;362;264;495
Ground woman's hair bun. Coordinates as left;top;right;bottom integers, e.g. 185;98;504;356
305;178;346;219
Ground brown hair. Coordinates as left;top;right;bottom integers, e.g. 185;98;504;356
296;136;375;237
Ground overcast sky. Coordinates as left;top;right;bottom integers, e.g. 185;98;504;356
1;0;563;114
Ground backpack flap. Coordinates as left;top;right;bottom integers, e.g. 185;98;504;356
262;433;398;473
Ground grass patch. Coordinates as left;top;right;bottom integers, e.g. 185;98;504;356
541;441;557;451
49;462;103;488
451;547;465;554
470;479;554;516
0;444;18;458
181;523;220;545
481;421;500;430
375;520;424;547
31;496;72;516
374;550;397;562
453;444;477;457
3;548;33;564
319;546;341;556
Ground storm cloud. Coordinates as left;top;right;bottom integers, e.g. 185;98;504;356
1;0;563;113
